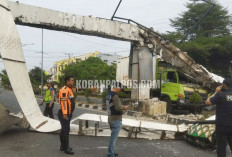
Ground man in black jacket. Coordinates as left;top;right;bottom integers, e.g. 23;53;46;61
106;83;127;157
206;78;232;157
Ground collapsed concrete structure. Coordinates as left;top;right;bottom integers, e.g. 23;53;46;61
0;0;221;135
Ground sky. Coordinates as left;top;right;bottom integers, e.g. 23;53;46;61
0;0;232;72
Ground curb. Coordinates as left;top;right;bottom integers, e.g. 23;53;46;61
76;103;143;117
77;103;103;110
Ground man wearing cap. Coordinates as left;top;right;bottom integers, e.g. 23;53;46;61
106;82;128;157
206;78;232;157
40;80;55;119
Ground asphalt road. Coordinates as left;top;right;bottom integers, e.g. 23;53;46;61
0;127;216;157
0;88;218;157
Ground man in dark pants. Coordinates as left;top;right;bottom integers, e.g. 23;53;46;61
206;78;232;157
106;83;127;157
40;81;55;119
58;76;75;155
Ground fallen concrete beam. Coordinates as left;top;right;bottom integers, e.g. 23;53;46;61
0;0;80;133
139;30;224;89
0;103;21;134
8;1;141;42
71;113;188;132
0;0;219;137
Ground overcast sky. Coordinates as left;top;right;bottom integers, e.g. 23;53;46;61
0;0;232;72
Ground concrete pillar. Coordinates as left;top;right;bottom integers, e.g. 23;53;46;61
131;46;139;99
131;46;157;100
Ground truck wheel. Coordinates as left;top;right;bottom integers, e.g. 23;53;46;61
161;97;173;113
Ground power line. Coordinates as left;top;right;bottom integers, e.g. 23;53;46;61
41;29;44;97
101;50;129;53
25;55;67;58
64;32;127;49
23;48;85;55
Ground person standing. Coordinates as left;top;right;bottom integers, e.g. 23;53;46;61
40;81;55;119
106;83;127;157
58;76;75;155
206;78;232;157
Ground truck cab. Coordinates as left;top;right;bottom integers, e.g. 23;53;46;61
156;59;208;113
116;56;208;114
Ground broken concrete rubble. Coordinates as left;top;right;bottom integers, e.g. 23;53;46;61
122;99;167;116
0;103;23;134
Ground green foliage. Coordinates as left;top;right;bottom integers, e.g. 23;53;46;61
60;57;116;84
166;1;232;78
29;67;51;85
0;70;11;89
189;92;202;104
0;67;50;94
170;1;231;39
164;32;183;44
118;91;130;98
29;67;51;95
84;88;92;103
101;91;107;106
178;36;232;77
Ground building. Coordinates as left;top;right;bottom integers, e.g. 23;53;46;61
96;53;119;65
49;51;121;82
47;66;57;82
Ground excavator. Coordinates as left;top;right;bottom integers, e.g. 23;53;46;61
0;0;224;147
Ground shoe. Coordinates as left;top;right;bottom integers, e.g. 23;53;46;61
60;146;72;151
65;148;74;155
63;134;74;155
107;153;118;157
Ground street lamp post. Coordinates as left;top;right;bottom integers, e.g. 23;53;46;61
41;29;44;97
65;53;73;64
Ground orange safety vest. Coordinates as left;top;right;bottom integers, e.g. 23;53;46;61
59;86;74;115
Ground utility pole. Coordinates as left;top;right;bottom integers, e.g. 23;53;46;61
65;53;73;64
41;29;44;97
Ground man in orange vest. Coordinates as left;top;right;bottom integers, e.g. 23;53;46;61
58;76;75;155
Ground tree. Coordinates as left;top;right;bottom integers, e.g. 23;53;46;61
179;36;232;77
0;67;51;94
29;67;51;86
170;1;231;40
60;57;116;84
0;70;10;89
29;67;51;94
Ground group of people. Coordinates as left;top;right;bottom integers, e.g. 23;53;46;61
40;77;125;156
40;76;75;154
41;75;232;157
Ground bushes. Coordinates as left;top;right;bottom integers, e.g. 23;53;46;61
84;88;92;103
189;92;202;104
189;92;203;114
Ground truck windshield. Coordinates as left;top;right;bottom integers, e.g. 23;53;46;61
167;72;177;83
